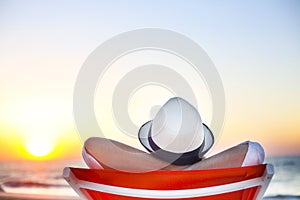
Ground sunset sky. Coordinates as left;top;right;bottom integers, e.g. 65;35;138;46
0;0;299;161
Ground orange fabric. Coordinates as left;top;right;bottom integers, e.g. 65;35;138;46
68;164;266;200
82;187;260;200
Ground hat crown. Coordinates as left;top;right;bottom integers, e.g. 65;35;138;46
151;97;204;153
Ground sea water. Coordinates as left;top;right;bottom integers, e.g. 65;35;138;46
0;156;299;199
264;156;300;199
0;160;83;197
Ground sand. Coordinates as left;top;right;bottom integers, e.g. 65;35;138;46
0;192;79;200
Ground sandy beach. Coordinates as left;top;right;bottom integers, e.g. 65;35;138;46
0;192;79;200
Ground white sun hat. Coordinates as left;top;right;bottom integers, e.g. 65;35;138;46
138;97;214;165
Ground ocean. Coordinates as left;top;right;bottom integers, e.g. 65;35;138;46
0;156;299;199
264;156;300;199
0;160;82;197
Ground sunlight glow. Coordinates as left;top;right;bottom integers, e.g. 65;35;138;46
25;138;54;157
0;97;74;160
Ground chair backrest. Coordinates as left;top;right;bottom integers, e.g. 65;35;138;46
63;164;274;200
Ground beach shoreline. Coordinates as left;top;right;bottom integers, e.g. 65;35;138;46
0;192;79;200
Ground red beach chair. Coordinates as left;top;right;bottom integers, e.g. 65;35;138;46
63;164;273;200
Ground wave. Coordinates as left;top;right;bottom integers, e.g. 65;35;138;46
282;161;295;166
2;181;68;188
264;195;300;200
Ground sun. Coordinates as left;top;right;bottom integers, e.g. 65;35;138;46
25;138;54;158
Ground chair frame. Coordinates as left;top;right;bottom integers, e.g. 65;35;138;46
63;164;274;200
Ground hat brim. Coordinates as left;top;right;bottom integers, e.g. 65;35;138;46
138;121;214;159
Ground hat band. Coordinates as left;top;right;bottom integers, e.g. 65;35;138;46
148;127;205;166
